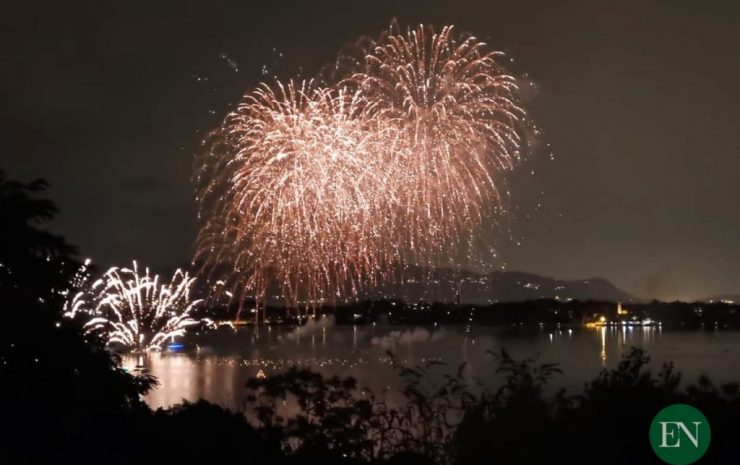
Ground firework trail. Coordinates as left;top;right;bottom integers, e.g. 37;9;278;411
64;261;203;352
195;23;528;314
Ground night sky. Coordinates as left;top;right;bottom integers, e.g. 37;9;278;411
3;0;740;301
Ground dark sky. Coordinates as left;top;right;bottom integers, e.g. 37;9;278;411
3;0;740;301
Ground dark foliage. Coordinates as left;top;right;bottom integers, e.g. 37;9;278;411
125;400;281;465
0;169;153;464
0;169;80;310
245;348;740;465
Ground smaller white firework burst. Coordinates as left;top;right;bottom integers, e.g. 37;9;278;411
64;261;203;352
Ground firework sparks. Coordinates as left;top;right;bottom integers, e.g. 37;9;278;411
195;23;529;312
337;23;526;262
64;261;203;352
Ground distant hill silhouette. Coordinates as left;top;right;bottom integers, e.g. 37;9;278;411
359;267;637;304
184;261;637;305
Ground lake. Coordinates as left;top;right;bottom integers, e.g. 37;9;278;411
123;322;740;410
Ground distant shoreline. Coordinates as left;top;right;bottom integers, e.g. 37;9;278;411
203;298;740;330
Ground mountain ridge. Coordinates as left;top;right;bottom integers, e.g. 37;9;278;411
361;267;637;304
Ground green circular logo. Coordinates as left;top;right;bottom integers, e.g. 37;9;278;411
649;404;711;465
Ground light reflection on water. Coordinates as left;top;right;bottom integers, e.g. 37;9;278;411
123;325;739;410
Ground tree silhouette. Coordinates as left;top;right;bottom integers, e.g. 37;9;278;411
0;167;154;465
0;168;79;310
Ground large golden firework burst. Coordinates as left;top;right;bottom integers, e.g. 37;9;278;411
195;23;528;314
